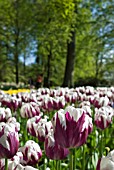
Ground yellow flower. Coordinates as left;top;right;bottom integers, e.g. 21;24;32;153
4;89;30;95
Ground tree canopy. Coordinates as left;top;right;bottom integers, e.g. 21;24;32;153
0;0;113;87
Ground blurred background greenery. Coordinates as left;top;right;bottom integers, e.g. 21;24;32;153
0;0;114;89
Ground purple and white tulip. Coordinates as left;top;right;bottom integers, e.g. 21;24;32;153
9;151;38;169
20;102;41;118
27;116;41;137
7;117;20;132
19;140;42;166
10;96;22;111
52;106;93;148
93;96;110;108
37;120;53;142
8;160;38;170
41;96;54;112
45;129;69;160
0;122;19;159
0;107;12;122
96;150;114;170
65;93;72;103
0;159;5;169
21;92;30;103
27;116;52;142
85;86;94;95
79;101;91;108
53;96;65;110
8;161;25;170
94;106;114;130
1;96;22;112
11;151;23;164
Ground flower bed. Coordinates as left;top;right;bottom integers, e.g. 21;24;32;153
0;86;114;170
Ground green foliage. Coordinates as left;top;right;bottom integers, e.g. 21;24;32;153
0;0;113;86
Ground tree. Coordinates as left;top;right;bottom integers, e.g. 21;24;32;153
0;0;113;87
62;30;76;87
73;0;114;86
83;0;114;85
63;0;96;87
0;0;34;84
32;0;76;86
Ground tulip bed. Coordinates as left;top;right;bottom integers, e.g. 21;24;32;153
0;86;114;170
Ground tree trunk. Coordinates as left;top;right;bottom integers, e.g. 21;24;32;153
23;50;26;76
14;0;19;85
47;49;52;87
62;30;76;87
43;48;52;87
15;52;19;84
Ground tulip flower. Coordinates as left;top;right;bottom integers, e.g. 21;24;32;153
71;92;78;103
77;86;85;94
20;102;41;118
111;102;114;109
29;92;37;103
53;96;65;110
1;96;11;108
8;161;24;170
0;159;5;169
96;150;114;170
85;86;94;95
8;151;38;169
8;160;38;170
27;116;52;142
27;116;41;137
21;92;30;102
94;106;114;130
0;107;12;122
24;166;38;170
65;93;72;103
7;117;20;132
45;129;69;160
40;88;50;95
11;151;23;164
10;96;22;112
19;140;42;166
1;96;22;112
93;96;110;108
52;106;93;148
41;96;54;112
77;92;87;102
36;119;52;142
81;105;92;117
105;90;113;101
0;122;19;159
50;89;57;97
79;101;91;108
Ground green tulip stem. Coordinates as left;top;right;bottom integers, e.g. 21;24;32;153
35;163;38;169
56;160;59;170
70;149;74;170
74;148;76;170
23;118;28;143
82;144;85;170
100;130;103;157
5;158;8;170
53;160;55;170
104;128;107;147
59;160;61;170
44;158;47;170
